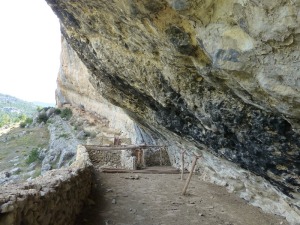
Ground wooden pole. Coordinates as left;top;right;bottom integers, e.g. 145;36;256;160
181;150;186;180
181;155;201;195
84;144;163;151
160;148;162;166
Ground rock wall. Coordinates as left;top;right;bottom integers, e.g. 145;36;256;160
0;145;92;225
41;115;81;173
56;37;140;142
45;0;300;223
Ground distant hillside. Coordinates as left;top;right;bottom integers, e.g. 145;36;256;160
0;93;38;127
32;101;55;108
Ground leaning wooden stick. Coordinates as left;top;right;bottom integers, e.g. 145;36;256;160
181;150;186;180
181;154;201;195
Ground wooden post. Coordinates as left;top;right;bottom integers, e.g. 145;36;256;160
181;154;201;195
84;144;164;151
181;150;186;180
141;149;145;168
136;148;143;169
160;148;162;166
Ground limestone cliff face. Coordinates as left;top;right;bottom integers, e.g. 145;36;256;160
57;37;139;140
46;0;300;223
57;37;157;144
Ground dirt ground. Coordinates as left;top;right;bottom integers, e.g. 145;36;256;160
75;167;288;225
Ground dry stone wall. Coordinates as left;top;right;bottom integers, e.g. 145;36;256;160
144;147;171;167
0;145;92;225
88;149;121;168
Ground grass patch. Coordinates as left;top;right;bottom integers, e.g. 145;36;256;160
26;148;39;164
0;126;49;182
47;118;53;124
33;168;41;178
60;108;72;120
58;133;69;139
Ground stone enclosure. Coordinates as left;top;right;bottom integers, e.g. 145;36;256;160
87;146;171;170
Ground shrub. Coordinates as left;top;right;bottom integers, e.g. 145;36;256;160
37;112;48;123
16;114;26;122
60;108;72;120
20;117;33;128
26;117;33;124
26;148;39;164
54;108;61;115
20;122;26;128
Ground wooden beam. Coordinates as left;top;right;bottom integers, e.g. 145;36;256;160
84;144;164;151
101;168;184;174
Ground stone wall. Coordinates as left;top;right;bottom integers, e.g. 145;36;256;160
88;147;170;170
88;149;121;168
144;147;171;167
0;145;92;225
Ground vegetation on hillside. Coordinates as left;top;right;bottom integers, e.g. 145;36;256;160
0;93;38;128
20;117;34;128
60;108;73;120
26;148;40;164
0;125;50;183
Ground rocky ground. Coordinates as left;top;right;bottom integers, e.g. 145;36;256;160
75;165;288;225
0;107;80;184
0;105;128;185
0;124;49;184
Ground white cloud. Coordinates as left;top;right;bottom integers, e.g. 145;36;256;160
0;0;61;104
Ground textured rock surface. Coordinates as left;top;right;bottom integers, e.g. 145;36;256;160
42;114;80;173
56;38;140;141
46;0;300;223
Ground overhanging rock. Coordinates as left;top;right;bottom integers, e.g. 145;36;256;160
46;0;300;223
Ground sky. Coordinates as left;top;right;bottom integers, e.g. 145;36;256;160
0;0;61;104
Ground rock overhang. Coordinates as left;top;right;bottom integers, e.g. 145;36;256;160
45;0;300;223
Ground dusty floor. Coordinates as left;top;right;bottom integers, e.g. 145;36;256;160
75;167;288;225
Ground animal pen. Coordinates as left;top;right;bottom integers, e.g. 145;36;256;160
85;136;202;194
84;136;172;172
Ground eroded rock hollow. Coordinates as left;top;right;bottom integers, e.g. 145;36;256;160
46;0;300;223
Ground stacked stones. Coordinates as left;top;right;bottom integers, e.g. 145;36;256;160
0;146;92;225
